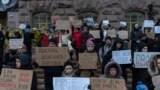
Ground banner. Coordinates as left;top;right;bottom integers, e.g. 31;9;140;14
9;39;23;49
112;50;131;64
89;30;100;38
91;78;125;90
53;77;90;90
107;30;116;38
118;31;128;39
155;26;160;33
56;20;71;30
134;52;160;68
79;53;98;69
0;68;33;90
35;47;69;66
143;20;155;28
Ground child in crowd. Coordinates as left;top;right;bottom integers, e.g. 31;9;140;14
62;61;76;77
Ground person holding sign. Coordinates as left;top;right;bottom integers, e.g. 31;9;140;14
62;61;76;77
15;54;37;90
148;55;160;90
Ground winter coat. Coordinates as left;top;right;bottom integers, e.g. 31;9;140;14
101;61;123;79
131;28;143;47
41;33;49;47
73;31;83;49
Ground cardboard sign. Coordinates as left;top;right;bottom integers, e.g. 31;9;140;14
107;30;116;38
19;24;26;29
134;52;160;68
89;30;100;38
71;20;83;28
79;53;98;69
91;78;125;90
112;50;131;64
35;47;69;66
9;39;23;49
152;75;160;90
56;20;71;30
69;16;76;22
143;20;155;28
51;16;59;24
0;68;33;90
155;26;160;33
53;77;90;90
118;31;128;39
84;18;94;26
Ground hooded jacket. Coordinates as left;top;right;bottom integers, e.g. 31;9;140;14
101;61;123;79
148;55;160;76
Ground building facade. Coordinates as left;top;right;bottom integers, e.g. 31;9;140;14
3;0;160;31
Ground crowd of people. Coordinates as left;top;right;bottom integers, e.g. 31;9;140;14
0;19;160;90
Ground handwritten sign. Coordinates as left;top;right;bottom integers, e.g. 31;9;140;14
143;20;155;28
118;31;128;39
134;52;160;68
84;18;94;27
89;30;100;38
71;20;83;28
35;47;69;66
0;68;33;90
91;78;125;90
112;50;131;64
79;53;98;69
154;26;160;33
9;39;23;49
56;20;71;30
107;30;116;38
53;77;90;90
19;24;26;29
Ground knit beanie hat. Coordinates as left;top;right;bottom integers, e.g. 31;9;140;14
86;38;95;47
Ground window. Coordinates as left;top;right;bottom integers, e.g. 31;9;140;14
79;12;98;23
126;12;145;33
32;12;51;28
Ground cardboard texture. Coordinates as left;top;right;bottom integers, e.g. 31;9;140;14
91;78;125;90
79;53;98;69
0;68;33;90
35;47;69;66
89;30;100;38
56;20;71;30
118;31;128;39
107;30;116;38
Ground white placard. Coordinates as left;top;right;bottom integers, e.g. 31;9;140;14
19;24;26;29
53;77;90;90
118;31;128;39
112;50;131;64
134;52;160;68
102;20;109;26
143;20;155;28
120;21;127;27
84;18;94;26
9;39;23;49
155;26;160;33
89;30;100;38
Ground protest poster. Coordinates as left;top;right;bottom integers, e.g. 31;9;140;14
152;75;160;90
19;24;26;29
89;30;100;38
0;68;33;90
84;18;94;27
79;53;98;69
9;39;23;49
107;30;116;38
56;20;71;30
118;31;128;39
112;50;131;64
71;20;83;28
155;26;160;33
120;21;127;27
102;20;109;26
91;78;125;90
143;20;155;28
53;77;90;90
134;52;160;68
35;47;69;66
69;16;76;22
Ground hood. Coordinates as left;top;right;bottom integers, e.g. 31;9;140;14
17;54;30;69
148;55;160;76
103;61;122;78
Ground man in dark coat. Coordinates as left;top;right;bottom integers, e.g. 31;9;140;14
0;30;5;69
